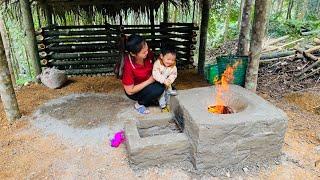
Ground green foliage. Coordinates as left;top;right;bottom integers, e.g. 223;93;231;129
268;18;320;37
4;17;34;84
207;0;240;48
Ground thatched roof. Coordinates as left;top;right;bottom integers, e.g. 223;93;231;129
36;0;191;18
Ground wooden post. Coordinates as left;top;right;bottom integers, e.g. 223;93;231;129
237;0;253;55
150;6;156;51
20;0;42;76
0;29;21;123
245;0;270;92
197;0;210;74
163;0;169;23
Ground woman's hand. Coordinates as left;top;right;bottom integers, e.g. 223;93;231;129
147;76;155;84
124;76;155;95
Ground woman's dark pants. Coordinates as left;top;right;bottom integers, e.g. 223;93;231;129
126;82;165;107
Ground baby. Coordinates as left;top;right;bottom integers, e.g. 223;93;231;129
152;46;178;112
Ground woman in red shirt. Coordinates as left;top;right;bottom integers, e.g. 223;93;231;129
122;35;165;114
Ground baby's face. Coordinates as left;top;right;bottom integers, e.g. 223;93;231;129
161;53;176;67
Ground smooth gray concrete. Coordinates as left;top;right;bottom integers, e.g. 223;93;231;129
124;113;190;167
171;85;288;170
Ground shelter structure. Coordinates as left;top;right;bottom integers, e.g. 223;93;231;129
32;0;201;75
0;0;270;123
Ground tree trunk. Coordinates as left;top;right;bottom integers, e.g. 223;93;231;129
265;0;273;35
0;29;21;123
238;0;245;30
286;0;294;20
237;0;253;56
163;0;169;23
276;0;283;14
197;0;210;74
245;0;270;92
300;0;309;20
276;0;284;15
317;0;320;17
0;17;16;85
223;0;232;42
19;0;41;76
275;0;284;19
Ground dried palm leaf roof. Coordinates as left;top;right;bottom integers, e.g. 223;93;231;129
36;0;192;18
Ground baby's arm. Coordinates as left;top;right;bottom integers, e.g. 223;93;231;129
164;66;177;86
152;60;166;84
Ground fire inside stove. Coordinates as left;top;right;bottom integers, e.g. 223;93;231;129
208;60;240;114
208;105;233;114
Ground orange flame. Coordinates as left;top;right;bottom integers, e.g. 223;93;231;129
208;61;240;114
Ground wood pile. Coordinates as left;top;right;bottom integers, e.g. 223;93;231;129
258;35;320;97
261;35;320;81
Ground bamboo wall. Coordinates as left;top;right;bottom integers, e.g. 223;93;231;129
36;23;198;75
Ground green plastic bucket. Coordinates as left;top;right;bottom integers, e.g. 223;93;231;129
216;55;249;87
204;64;219;84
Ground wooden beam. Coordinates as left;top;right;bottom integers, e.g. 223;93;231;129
197;0;210;74
20;0;42;75
0;28;21;123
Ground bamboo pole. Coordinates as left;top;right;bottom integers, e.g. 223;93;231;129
41;43;119;53
263;35;289;47
0;29;21;123
314;38;320;45
37;36;119;44
42;29;119;36
20;0;41;75
123;26;199;34
262;38;304;53
260;51;295;59
259;55;295;64
298;66;320;80
49;59;118;66
64;67;114;75
295;47;320;61
40;52;120;60
305;46;320;54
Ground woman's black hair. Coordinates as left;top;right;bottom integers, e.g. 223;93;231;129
126;34;146;54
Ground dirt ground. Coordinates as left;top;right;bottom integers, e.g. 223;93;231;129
0;69;319;179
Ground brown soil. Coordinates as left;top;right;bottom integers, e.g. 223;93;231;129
0;70;320;179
